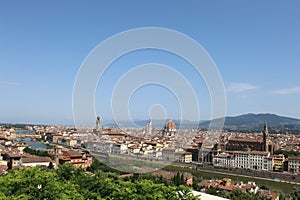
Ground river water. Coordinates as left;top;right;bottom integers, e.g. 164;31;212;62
16;129;52;150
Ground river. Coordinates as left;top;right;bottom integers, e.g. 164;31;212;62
16;129;52;150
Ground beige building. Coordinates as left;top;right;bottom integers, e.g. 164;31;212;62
67;139;77;147
288;156;300;174
52;134;63;144
58;150;92;170
2;151;22;169
162;148;176;161
0;154;8;166
175;151;192;163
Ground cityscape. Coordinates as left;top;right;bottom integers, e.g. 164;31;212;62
1;114;300;199
1;1;300;200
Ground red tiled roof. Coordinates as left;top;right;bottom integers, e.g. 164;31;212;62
233;151;269;156
64;151;82;158
175;151;192;155
229;138;263;143
21;156;51;163
288;156;300;160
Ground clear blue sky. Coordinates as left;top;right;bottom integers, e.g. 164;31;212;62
0;1;300;125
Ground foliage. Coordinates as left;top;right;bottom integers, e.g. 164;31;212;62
0;166;84;199
206;187;220;196
260;185;269;190
226;190;268;200
48;161;54;169
128;173;174;186
205;188;269;200
0;164;198;200
162;164;296;194
192;176;203;191
23;147;53;159
274;150;300;158
289;187;300;200
172;172;185;186
86;156;122;174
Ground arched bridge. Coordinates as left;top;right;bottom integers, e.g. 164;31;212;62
15;134;42;139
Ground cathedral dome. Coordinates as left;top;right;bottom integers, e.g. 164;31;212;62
165;119;176;129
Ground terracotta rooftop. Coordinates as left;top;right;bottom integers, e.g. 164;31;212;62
288;156;300;160
175;151;192;155
229;138;263;143
64;150;82;158
233;151;269;156
21;156;51;163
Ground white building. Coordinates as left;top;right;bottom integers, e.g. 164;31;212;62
288;156;300;174
192;191;229;200
213;151;273;171
147;120;152;136
20;156;51;167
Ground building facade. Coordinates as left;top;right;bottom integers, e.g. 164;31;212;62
163;119;176;136
213;151;273;171
288;156;300;174
225;122;277;154
58;150;92;170
273;154;285;171
175;151;192;163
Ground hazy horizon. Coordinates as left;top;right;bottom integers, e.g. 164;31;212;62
2;112;300;127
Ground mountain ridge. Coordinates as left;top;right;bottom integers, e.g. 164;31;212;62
198;113;300;132
105;113;300;132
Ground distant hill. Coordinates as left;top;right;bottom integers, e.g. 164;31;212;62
105;119;204;129
3;113;300;133
105;113;300;133
198;113;300;132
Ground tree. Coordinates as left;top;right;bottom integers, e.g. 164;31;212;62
48;161;54;169
23;147;53;159
290;187;300;200
0;167;84;199
180;173;185;186
56;163;79;181
0;165;199;200
227;190;268;200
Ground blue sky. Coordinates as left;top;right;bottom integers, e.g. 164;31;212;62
0;1;300;125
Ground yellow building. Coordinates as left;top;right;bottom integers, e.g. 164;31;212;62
273;154;285;171
175;151;192;163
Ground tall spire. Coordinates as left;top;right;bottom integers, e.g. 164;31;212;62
147;120;152;135
96;116;100;130
263;121;268;151
264;121;269;136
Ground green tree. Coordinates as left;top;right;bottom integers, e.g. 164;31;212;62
0;164;199;200
227;190;268;200
0;167;84;199
23;147;53;159
290;187;300;200
48;161;54;169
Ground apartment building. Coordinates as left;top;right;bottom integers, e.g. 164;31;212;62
213;151;273;171
288;156;300;174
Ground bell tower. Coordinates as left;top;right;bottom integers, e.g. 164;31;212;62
263;121;268;151
96;116;101;130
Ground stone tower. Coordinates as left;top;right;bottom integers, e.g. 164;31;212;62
263;121;269;152
147;120;152;136
96;116;101;130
